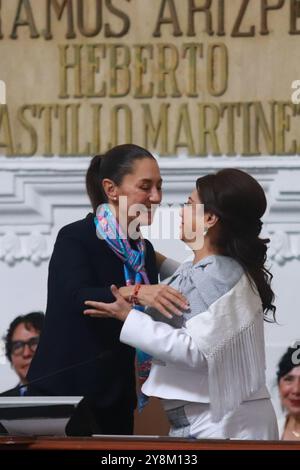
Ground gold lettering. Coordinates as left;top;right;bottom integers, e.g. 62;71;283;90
70;104;91;155
10;0;39;39
198;103;221;156
133;45;154;99
241;103;258;155
104;0;131;38
254;102;275;154
173;104;195;155
232;0;255;37
187;0;213;37
207;43;228;97
290;0;300;34
86;44;107;98
44;0;75;40
276;102;297;154
110;104;132;147
157;44;181;98
17;105;38;156
57;104;68;155
260;0;285;35
142;103;169;154
182;43;203;97
153;0;183;37
0;105;14;155
109;45;131;97
78;0;102;37
59;44;83;99
217;0;225;36
220;102;241;155
36;104;56;156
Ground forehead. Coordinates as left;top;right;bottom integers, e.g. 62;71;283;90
126;158;161;181
283;366;300;379
12;322;39;341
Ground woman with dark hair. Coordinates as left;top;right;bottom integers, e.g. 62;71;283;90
85;168;279;440
277;346;300;440
27;144;186;435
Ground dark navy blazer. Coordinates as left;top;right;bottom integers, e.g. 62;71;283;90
27;213;158;412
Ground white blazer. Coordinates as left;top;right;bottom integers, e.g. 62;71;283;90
120;309;270;404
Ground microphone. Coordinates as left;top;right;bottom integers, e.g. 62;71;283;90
0;346;135;436
0;351;115;437
13;348;115;396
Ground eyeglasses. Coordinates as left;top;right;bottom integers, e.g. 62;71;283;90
10;336;40;356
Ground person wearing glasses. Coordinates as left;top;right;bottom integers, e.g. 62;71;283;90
1;312;44;396
27;144;185;436
85;169;279;440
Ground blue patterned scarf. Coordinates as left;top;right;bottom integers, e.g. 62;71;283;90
94;203;151;411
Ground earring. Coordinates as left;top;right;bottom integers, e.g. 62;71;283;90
203;226;209;236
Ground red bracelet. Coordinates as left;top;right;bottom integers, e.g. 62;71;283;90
129;283;142;306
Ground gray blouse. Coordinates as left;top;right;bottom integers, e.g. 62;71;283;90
148;254;244;328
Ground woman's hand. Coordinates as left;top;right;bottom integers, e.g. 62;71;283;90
136;284;189;319
85;284;189;321
84;285;132;322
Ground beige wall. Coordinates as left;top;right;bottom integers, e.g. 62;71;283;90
1;0;300;157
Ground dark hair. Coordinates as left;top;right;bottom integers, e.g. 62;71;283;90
277;347;300;383
86;144;155;213
196;168;276;321
4;312;45;362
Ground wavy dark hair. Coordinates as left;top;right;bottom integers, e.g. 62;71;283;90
196;168;276;322
86;144;155;213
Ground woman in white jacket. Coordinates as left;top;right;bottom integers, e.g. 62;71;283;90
85;168;279;440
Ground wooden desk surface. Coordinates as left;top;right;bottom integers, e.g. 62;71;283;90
1;435;300;450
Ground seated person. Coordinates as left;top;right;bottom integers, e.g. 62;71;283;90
277;345;300;440
1;312;44;396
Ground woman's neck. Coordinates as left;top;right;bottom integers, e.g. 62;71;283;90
288;414;300;430
192;244;220;265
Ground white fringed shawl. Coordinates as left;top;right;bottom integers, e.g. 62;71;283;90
185;273;266;422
